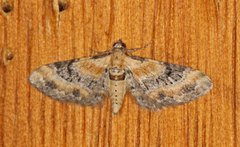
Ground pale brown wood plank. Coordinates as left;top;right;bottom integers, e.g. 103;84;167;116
212;0;235;146
0;14;4;147
28;0;43;146
236;0;240;146
1;1;18;147
0;0;239;146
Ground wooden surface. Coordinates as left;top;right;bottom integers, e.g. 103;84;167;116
0;0;239;146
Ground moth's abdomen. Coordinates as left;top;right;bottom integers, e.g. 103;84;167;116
110;80;126;115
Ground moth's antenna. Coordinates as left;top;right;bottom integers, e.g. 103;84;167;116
125;50;132;56
127;41;152;52
89;47;113;54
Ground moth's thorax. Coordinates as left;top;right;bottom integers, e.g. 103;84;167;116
111;49;125;68
109;49;126;80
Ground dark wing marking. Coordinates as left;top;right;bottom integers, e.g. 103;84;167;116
29;55;111;106
124;56;213;110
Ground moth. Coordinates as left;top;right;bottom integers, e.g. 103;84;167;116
29;39;213;115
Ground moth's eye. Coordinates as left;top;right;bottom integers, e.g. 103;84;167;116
121;43;126;48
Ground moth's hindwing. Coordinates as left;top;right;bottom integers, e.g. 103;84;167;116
29;55;111;106
124;56;213;110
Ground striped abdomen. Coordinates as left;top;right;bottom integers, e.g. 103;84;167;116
109;68;126;115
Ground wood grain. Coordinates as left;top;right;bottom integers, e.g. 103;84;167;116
0;0;238;146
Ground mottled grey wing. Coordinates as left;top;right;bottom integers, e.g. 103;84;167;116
29;55;111;106
124;56;213;110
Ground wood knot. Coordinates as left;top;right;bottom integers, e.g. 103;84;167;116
3;49;14;66
2;0;12;13
59;0;69;12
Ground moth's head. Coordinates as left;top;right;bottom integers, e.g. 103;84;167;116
111;39;151;55
112;39;126;51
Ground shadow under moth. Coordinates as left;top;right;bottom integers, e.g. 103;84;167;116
29;39;213;115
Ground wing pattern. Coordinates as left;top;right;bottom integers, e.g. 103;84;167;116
29;55;111;106
124;56;212;110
